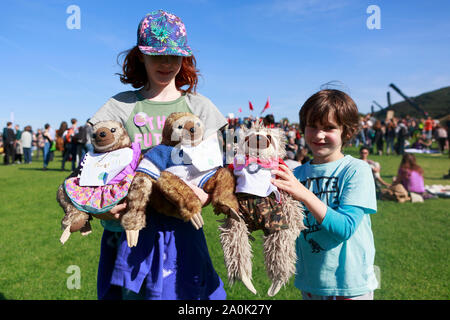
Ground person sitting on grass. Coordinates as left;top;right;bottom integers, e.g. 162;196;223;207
393;153;436;200
359;146;391;198
411;133;432;151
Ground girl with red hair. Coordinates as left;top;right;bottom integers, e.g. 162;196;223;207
87;10;227;300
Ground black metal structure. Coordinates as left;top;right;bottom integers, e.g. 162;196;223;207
389;83;428;117
372;100;384;111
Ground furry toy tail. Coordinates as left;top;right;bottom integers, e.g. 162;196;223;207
264;192;306;296
121;172;153;247
219;216;257;294
57;184;91;245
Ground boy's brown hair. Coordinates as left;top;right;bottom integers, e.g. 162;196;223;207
299;89;360;145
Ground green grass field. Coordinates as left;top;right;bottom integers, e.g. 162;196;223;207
0;148;449;300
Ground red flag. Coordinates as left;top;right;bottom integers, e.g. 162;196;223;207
261;97;270;114
249;101;254;111
238;108;242;113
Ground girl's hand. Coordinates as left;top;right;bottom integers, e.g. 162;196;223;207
271;164;306;202
95;202;128;220
187;183;211;207
186;183;211;230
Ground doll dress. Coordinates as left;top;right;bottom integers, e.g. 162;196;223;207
64;143;141;215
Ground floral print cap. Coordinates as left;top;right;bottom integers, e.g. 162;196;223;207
137;10;193;56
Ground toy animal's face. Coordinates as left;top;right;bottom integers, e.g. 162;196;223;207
170;115;204;147
91;121;131;153
239;122;285;160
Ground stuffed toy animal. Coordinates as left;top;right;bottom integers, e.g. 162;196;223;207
56;120;141;244
121;112;239;248
220;121;306;296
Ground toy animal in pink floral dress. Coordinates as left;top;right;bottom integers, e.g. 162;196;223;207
56;120;141;244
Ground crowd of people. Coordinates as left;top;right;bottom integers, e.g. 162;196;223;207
225;112;449;165
354;114;449;155
2;112;449;173
2;111;445;206
1;118;93;170
1;122;47;165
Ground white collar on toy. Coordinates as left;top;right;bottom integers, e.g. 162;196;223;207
180;134;223;172
78;147;133;186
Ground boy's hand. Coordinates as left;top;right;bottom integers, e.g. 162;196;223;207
271;164;306;202
272;164;327;224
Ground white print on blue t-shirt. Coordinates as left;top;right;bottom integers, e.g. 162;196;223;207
300;175;341;253
293;155;378;296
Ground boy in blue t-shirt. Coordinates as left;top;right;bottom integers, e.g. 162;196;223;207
272;89;378;299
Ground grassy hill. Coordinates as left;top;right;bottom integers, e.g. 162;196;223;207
374;86;450;120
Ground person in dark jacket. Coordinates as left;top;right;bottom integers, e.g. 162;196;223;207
3;122;16;165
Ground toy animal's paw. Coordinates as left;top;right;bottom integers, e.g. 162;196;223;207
80;221;92;236
267;280;283;297
229;208;243;222
241;274;257;295
126;230;139;248
60;226;71;245
190;212;204;230
216;209;242;224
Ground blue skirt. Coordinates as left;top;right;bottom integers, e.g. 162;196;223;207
97;211;226;300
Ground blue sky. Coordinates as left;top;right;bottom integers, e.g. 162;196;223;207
1;0;449;131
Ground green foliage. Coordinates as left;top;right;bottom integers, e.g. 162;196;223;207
0;149;449;300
